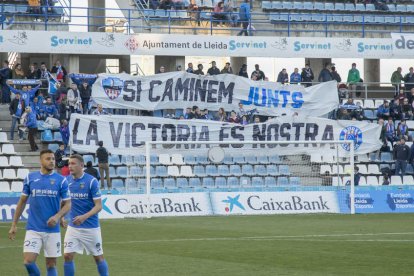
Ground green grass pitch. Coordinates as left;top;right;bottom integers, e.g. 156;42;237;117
1;214;413;275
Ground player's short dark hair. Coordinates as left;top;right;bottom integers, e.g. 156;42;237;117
40;149;54;157
69;154;84;164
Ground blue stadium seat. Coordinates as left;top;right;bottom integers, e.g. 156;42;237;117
83;154;96;166
240;177;251;187
380;152;392;163
406;164;414;174
290;177;301;186
303;2;313;10
230;165;242;176
109;166;116;177
355;3;365;11
289;14;302;22
293;2;304;10
184;155;197;165
272;2;283;10
138;179;146;189
154;9;167;18
155;166;168;177
16;5;28;13
311;14;325;22
199;11;211;20
324;3;335;11
328;15;343;23
196;156;209;164
109;155;122;166
254;165;268;176
189;178;201;187
203;177;215;188
223;156;234;165
245;156;257;164
252;177;264;187
134;155;146;165
144;166;156;176
218;165;231;176
125;178;138;189
334;3;345;11
314;2;324;10
279;165;290;175
112;179;124;190
4;5;16;13
265;177;277;187
365;4;375;11
242;165;255;176
374;16;385;24
48;143;59;152
404;16;414;24
344;3;355;11
233;156;245;164
177;178;189;188
228;177;239;188
150;155;159;165
151;178;163;189
277;177;289;186
281;1;293;10
387;4;396;12
262;1;272;10
164;178;176;189
41;131;53;142
194;165;206;177
257;156;269;165
130;166;143;177
267;165;279;176
385;16;395;24
143;9;155;17
167;10;179;18
397;4;407;13
203;0;213;8
206;165;218;176
121;155;134;165
116;166;128;178
269;155;281;164
215;177;227;188
53;132;62;142
343;15;353;22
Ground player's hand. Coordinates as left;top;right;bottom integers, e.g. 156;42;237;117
60;217;68;228
72;215;87;226
8;225;17;240
47;215;59;227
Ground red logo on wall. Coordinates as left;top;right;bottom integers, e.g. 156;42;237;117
124;37;139;53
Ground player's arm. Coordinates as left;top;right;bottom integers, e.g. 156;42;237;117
8;195;29;240
73;198;102;226
47;198;71;227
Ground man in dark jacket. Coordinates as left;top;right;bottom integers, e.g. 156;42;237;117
393;138;411;176
239;64;248;78
331;66;342;83
251;64;265;81
207;61;220;76
277;69;289;84
25;106;38;151
194;64;204;75
9;93;25;140
96;141;111;192
84;161;99;180
301;64;314;87
318;63;332;83
0;60;12;104
404;67;414;94
79;81;92;114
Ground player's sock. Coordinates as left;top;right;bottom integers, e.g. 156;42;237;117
96;259;109;276
64;261;75;276
24;262;40;276
47;266;58;276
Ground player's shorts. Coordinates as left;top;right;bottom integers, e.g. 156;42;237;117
23;230;62;258
64;226;104;256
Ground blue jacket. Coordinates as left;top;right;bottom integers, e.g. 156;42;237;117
30;101;43;115
43;104;57;117
290;73;301;84
239;2;251;21
26;112;37;129
377;104;390;117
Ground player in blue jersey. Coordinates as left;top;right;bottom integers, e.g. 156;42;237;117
8;149;71;276
62;154;109;276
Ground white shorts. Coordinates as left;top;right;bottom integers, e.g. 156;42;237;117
23;230;62;258
64;226;103;256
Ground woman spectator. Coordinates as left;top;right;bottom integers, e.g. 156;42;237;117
228;110;239;123
13;63;25;79
214;107;227;122
212;1;226;27
26;64;39;79
241;115;249;125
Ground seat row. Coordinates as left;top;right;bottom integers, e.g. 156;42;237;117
0;168;29;180
0;156;23;168
0;144;15;155
0;181;23;193
332;175;414;186
0;132;9;144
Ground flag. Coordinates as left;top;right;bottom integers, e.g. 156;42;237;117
48;73;58;95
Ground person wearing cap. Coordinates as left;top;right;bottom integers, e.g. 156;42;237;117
9;92;25;140
221;62;233;74
301;63;314;87
251;64;265;81
194;64;204;75
239;64;248;78
347;63;360;97
207;61;220;75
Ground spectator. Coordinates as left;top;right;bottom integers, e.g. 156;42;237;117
251;64;265;81
186;62;194;73
290;68;301;84
194;64;204;75
172;0;184;10
378;117;386;144
50;60;67;82
188;105;201;119
401;98;413;120
377;100;390;119
214;107;227;121
224;0;237;27
25;106;38;152
251;72;258;81
54;81;67;104
390;98;402;120
42;97;58;120
157;66;166;74
241;115;249;125
8;84;41;108
96;141;111;192
79;81;92;114
318;63;332;83
277;69;289;84
84;161;99;180
201;108;212;120
382;175;390;185
331;66;341;83
301;64;314;87
58;96;69;121
31;96;43;120
354;166;361;186
237;0;251;36
337;108;351;120
239;64;248;78
237;102;247;118
59;119;70;148
12;63;25;79
212;1;226;27
221;62;233;74
26;64;39;79
385;117;397;144
188;0;201;26
176;65;182;71
67;83;81;114
159;0;172;10
347;63;360;97
38;62;49;89
393;138;410;176
9;92;25;141
391;67;403;95
93;104;110;115
397;119;411;141
0;60;12;104
404;67;414;93
253;116;261;123
352;102;365;121
184;107;192;119
54;143;66;169
207;61;220;76
228;110;239;123
61;162;70;176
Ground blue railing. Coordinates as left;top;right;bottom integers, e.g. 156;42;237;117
1;4;414;37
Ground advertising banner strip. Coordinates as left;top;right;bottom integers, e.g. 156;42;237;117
69;113;382;155
0;31;403;58
92;72;339;117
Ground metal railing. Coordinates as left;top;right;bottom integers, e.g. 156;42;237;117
1;4;414;37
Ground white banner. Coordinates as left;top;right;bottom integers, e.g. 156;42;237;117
99;193;212;219
391;33;414;58
0;30;405;58
69;114;382;155
211;191;340;215
92;72;339;116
